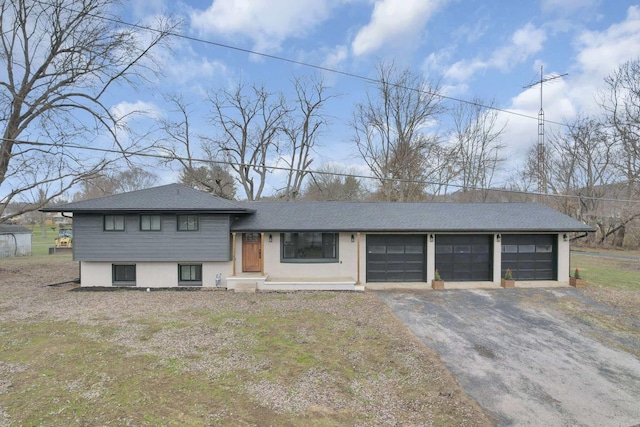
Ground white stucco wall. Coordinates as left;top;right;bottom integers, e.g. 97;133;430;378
80;261;233;287
557;233;570;282
493;234;502;284
262;233;360;279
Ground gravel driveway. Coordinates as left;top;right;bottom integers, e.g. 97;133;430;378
376;288;640;427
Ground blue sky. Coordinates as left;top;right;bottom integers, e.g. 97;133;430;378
111;0;640;197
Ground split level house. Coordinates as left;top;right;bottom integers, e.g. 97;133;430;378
42;183;593;291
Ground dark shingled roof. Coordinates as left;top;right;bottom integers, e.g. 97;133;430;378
41;184;593;232
230;201;594;232
41;184;251;213
0;224;31;234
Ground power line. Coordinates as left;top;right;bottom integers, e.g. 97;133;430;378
5;136;640;204
29;0;570;127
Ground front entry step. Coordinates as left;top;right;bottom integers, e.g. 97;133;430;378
233;282;257;293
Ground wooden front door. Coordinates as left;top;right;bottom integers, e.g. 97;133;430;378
242;233;261;272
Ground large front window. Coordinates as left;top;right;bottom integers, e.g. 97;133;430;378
282;232;338;262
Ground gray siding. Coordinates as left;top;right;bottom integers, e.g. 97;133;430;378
73;213;231;262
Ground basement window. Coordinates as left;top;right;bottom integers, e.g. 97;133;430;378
112;264;136;286
178;264;202;285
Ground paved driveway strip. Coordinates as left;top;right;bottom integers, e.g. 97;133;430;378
376;289;640;427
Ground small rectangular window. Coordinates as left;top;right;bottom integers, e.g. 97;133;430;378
112;264;136;285
179;264;202;285
104;215;125;231
177;215;199;231
140;214;161;231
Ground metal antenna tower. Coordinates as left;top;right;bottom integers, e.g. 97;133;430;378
523;66;567;198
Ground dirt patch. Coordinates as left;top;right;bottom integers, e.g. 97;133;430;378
0;258;491;426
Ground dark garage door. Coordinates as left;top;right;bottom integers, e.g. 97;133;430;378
501;234;556;280
435;235;493;281
366;235;425;282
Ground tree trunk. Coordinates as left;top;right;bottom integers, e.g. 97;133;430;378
613;226;625;247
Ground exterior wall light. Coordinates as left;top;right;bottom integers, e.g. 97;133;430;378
429;234;434;242
351;234;355;242
268;234;273;242
563;233;568;241
496;234;501;242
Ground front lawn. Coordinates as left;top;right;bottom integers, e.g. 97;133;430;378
0;258;489;426
564;251;640;358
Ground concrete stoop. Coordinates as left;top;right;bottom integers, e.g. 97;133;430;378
233;282;258;293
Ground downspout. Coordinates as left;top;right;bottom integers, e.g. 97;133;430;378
570;232;589;242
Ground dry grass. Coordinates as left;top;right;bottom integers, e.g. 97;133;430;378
0;257;491;426
556;252;640;359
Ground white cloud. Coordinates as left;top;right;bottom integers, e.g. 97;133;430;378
109;101;162;144
111;101;162;123
351;0;447;56
323;45;349;70
496;6;640;169
190;0;333;52
422;47;454;76
168;57;227;86
444;23;546;83
490;23;547;70
574;5;640;81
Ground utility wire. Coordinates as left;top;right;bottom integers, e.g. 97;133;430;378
5;136;640;204
29;0;569;127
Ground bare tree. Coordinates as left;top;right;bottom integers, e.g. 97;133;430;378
279;75;333;200
158;95;236;199
302;164;364;201
159;95;200;180
449;99;505;201
352;62;444;201
598;59;640;245
180;165;236;200
601;59;640;192
546;117;618;243
74;167;158;201
0;0;174;222
207;82;288;201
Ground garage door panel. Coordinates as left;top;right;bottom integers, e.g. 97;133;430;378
366;235;426;282
436;235;493;281
501;234;557;280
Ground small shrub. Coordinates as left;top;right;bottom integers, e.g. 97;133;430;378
434;269;441;281
574;268;581;279
504;269;513;280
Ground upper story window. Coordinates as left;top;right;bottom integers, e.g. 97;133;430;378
177;214;199;231
104;215;125;231
282;232;338;263
140;214;161;231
